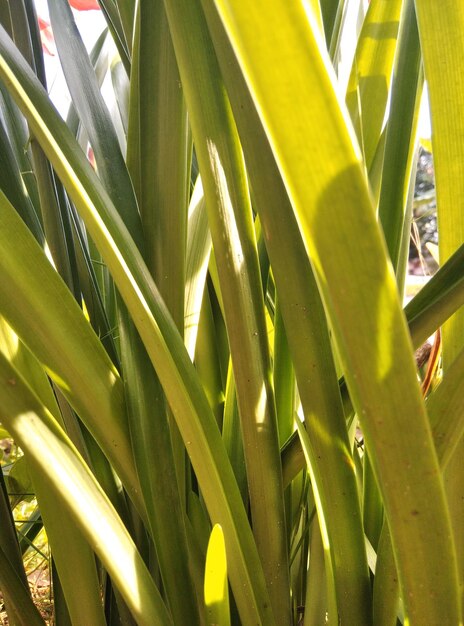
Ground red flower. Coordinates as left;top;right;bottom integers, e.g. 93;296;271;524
38;17;55;56
68;0;100;10
87;146;96;170
38;1;101;55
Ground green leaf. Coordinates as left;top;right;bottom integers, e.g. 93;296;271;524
184;177;211;359
0;543;45;626
208;2;460;623
0;465;29;593
0;351;172;626
5;456;34;506
415;6;464;601
118;303;201;626
0;114;43;244
372;524;399;626
201;5;371;621
427;345;464;470
163;2;290;622
0;25;274;625
222;364;248;507
114;0;136;58
0;190;143;518
405;242;464;348
48;0;142;248
295;417;337;623
377;0;422;282
97;0;130;75
31;458;108;626
1;277;120;626
133;0;190;508
346;0;402;168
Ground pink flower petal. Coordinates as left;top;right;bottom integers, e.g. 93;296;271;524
38;17;55;56
69;0;100;10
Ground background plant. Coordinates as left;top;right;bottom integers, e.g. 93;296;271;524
0;1;464;625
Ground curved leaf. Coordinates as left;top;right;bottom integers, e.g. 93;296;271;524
48;0;142;247
346;0;402;168
207;2;460;623
0;190;143;517
201;4;372;622
162;2;290;621
0;351;172;626
0;22;274;626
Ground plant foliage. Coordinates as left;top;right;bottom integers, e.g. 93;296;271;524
0;0;463;624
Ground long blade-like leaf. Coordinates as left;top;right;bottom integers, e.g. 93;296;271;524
377;0;422;280
0;544;45;626
0;320;107;625
208;2;460;623
0;352;172;626
162;1;290;622
48;0;142;248
0;23;273;625
50;2;198;619
0;190;143;517
415;4;464;601
346;0;402;168
201;4;372;622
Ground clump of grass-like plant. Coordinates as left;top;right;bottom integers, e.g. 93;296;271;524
0;1;464;625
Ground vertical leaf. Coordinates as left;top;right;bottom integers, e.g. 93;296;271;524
209;2;460;623
346;0;402;168
48;0;142;249
0;193;143;517
201;4;372;622
0;544;45;626
378;0;422;282
162;1;290;622
0;28;274;624
0;353;173;626
414;2;464;608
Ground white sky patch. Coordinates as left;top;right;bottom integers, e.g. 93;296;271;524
419;85;431;139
